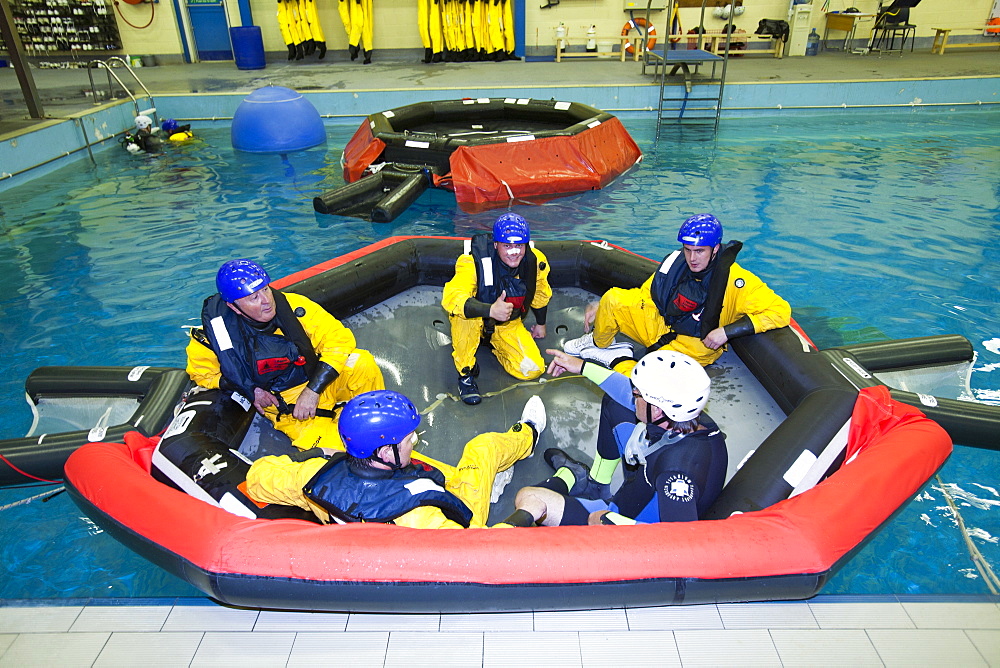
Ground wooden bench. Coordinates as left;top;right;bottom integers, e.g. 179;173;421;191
555;36;638;62
931;27;1000;54
696;32;784;58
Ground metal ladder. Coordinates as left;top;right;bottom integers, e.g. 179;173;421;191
77;57;158;163
644;0;732;135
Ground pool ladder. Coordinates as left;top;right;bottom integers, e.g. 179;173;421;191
77;57;158;163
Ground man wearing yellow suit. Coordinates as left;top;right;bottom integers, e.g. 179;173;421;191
564;214;791;372
186;259;383;451
442;214;552;405
245;391;546;528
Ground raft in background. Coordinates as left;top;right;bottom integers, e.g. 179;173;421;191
0;366;188;487
313;99;643;223
59;237;999;613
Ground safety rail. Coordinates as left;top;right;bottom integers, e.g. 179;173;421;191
78;57;158;165
86;57;158;122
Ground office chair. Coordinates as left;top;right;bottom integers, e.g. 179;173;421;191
870;0;920;55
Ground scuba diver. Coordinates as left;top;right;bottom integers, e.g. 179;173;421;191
121;115;162;154
161;119;194;142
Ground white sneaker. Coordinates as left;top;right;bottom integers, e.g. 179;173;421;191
563;332;595;355
519;395;546;436
577;341;634;369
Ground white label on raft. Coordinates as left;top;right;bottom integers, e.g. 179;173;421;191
783;449;818;488
477;98;490;104
504;98;516;104
162;410;195;440
87;426;107;442
555;101;571;110
842;357;872;379
472;124;484;129
587;120;602;128
463;99;476;105
231;392;252;411
219;493;258;519
405;140;431;149
517;99;530;105
382;110;395;118
507;135;536;143
918;393;939;408
128;366;149;381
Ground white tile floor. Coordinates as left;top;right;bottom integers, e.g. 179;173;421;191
0;597;998;666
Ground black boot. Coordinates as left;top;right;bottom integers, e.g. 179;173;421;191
544;448;610;500
422;47;433;63
363;49;372;64
458;364;482;405
287;43;297;60
349;44;360;61
295;43;305;60
304;39;316;55
317;41;327;59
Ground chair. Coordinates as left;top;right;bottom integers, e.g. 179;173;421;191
870;0;920;55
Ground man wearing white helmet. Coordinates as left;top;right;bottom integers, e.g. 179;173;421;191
497;348;727;527
123;115;162;154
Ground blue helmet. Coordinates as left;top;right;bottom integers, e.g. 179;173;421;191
339;390;421;459
492;213;530;244
216;259;271;303
161;119;179;134
677;214;723;247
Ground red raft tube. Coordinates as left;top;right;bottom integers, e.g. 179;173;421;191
63;237;955;613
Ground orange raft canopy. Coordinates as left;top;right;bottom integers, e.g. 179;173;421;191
61;237;955;614
313;98;643;222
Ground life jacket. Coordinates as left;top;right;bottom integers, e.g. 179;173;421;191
302;453;474;526
468;234;538;319
200;289;318;402
650;241;742;339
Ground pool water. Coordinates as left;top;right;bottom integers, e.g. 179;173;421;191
0;111;997;600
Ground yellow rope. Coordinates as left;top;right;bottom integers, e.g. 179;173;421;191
936;474;1000;595
418;374;583;415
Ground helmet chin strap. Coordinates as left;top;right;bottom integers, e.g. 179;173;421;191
380;443;404;470
646;403;670;427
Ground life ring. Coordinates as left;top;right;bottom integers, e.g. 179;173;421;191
622;17;656;54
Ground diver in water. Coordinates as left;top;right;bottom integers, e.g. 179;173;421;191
160;118;194;142
121;115;162;154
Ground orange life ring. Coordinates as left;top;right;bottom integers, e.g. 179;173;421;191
622;17;657;54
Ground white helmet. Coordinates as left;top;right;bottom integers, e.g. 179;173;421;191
630;351;711;422
135;115;153;130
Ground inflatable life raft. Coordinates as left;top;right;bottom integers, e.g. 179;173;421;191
60;237;995;613
313;99;643;223
0;366;188;487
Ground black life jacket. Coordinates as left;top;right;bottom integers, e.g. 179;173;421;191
302;453;474;526
200;289;318;401
468;234;538;320
650;241;742;339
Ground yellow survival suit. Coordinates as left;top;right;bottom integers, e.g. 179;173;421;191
186;290;384;451
245;421;535;528
277;0;327;60
441;234;552;382
592;253;790;372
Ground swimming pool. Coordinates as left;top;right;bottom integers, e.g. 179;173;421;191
0;110;997;600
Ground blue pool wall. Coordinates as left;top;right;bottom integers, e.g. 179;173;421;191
2;75;998;193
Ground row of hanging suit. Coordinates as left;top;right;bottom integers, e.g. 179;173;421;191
418;0;518;62
277;0;516;65
277;0;373;63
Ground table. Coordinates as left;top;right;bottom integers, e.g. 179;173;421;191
662;49;724;92
823;12;876;51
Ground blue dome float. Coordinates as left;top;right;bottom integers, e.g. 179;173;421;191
230;86;325;153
